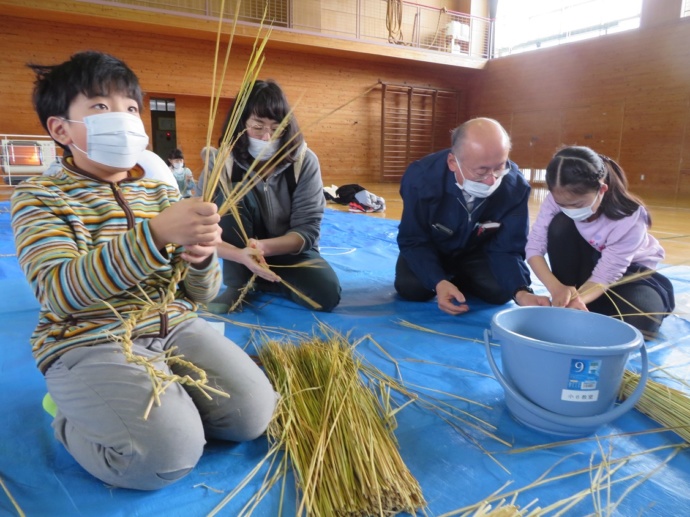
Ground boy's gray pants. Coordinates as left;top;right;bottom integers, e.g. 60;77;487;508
45;317;276;490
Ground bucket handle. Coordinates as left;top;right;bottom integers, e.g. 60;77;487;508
484;329;648;430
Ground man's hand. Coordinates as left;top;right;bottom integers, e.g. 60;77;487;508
435;279;470;315
149;198;222;250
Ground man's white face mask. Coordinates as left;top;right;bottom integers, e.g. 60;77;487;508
454;156;508;198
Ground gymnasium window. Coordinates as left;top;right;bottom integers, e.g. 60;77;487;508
683;0;690;18
494;0;643;57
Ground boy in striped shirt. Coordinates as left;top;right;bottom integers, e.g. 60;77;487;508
11;51;276;490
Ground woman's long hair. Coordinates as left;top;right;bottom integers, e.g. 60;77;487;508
218;79;303;165
545;146;649;224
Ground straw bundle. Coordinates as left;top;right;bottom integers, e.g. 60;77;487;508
257;331;426;516
619;370;690;443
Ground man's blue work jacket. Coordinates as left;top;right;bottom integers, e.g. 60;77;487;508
397;148;532;295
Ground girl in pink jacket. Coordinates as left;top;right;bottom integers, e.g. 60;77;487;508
526;146;674;337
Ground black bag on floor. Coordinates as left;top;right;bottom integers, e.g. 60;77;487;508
333;184;366;204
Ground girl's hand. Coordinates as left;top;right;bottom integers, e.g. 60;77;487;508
550;283;579;308
566;295;589;312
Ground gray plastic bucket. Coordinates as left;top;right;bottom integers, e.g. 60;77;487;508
484;306;648;436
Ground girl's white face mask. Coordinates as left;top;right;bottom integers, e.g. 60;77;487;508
248;136;279;160
67;112;149;169
559;191;601;222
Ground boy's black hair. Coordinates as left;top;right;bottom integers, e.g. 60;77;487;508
218;80;303;165
546;146;648;224
168;148;184;160
28;51;144;142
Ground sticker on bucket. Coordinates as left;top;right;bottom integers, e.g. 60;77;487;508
561;358;601;402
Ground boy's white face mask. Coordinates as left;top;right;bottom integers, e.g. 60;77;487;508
248;136;279;160
67;112;149;169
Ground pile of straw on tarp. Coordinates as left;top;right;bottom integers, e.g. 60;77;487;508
257;330;426;516
619;370;690;443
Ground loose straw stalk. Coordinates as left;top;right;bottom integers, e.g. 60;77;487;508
619;370;690;443
115;1;279;407
197;3;379;312
196;5;324;311
103;0;270;412
257;331;426;516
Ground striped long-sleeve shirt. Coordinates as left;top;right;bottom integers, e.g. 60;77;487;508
11;158;222;373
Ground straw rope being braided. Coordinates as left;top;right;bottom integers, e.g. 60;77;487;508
102;0;270;418
104;264;229;420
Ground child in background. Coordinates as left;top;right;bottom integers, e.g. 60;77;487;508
168;147;195;197
526;146;675;337
12;51;276;490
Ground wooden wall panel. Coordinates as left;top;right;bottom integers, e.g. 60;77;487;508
0;15;476;185
678;103;690;205
560;103;624;160
619;92;688;195
508;110;562;170
469;17;690;206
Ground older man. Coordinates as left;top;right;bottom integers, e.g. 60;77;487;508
395;117;550;314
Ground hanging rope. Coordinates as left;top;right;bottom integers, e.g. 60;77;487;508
429;7;447;50
386;0;404;44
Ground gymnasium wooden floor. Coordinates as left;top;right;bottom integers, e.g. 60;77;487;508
2;180;687;265
329;182;690;266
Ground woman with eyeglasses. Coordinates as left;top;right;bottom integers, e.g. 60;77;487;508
204;80;341;313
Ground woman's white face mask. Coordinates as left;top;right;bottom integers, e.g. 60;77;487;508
248;137;279;160
66;112;149;169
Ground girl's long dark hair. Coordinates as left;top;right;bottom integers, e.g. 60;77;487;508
218;80;303;165
545;146;649;225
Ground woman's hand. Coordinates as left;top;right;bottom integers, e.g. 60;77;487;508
238;239;281;282
181;242;216;268
514;291;551;307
